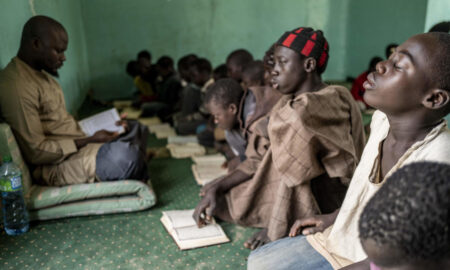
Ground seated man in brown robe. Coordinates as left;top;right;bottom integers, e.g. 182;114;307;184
0;16;149;186
193;27;365;250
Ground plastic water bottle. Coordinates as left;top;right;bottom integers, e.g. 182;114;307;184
0;156;29;235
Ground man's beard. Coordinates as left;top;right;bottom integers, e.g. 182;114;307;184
40;64;59;77
45;68;59;78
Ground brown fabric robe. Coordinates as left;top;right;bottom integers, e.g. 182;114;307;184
221;85;365;241
238;85;282;140
0;57;102;186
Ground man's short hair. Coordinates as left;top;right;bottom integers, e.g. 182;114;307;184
20;15;66;46
177;54;198;72
191;58;212;74
242;60;264;84
226;49;254;70
429;32;450;91
156;56;174;69
138;50;151;60
126;60;139;77
213;64;228;80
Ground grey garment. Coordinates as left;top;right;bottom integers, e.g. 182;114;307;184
242;90;256;123
181;84;202;115
224;90;257;161
140;101;169;118
225;129;247;161
156;73;182;108
96;120;149;181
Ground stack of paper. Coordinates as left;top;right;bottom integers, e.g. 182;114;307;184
192;154;227;165
156;129;177;139
138;117;162;128
191;154;228;185
148;123;172;133
78;108;125;136
160;209;229;250
148;123;177;139
167;135;198;145
166;143;206;158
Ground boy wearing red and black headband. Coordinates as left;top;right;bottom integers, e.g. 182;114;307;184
194;27;365;250
248;32;450;270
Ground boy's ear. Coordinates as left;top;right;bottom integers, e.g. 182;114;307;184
229;103;238;115
303;57;317;73
422;89;450;110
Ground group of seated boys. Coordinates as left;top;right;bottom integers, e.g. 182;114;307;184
0;15;449;270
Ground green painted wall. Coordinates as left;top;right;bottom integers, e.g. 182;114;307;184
0;0;30;69
345;0;428;78
425;0;450;31
81;0;430;101
1;0;434;107
0;0;90;114
423;0;450;122
81;0;352;100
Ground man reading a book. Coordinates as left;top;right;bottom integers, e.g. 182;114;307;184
0;16;149;186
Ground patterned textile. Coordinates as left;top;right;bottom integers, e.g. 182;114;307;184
267;85;365;240
224;86;365;241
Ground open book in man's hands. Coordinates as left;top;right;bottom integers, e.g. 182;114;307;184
78;108;125;136
161;209;230;250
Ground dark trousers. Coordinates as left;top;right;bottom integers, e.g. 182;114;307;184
95;120;149;181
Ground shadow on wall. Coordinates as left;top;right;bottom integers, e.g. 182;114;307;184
90;74;136;102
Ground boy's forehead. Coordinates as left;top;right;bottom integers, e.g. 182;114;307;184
208;99;226;110
399;34;438;68
274;45;298;57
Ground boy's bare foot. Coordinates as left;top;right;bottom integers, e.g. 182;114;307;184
244;229;270;250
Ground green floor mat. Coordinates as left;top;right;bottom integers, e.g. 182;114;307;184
0;137;257;269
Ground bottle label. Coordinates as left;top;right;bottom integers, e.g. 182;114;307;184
0;176;22;192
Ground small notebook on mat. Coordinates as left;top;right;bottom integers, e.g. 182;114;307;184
166;143;206;158
138;117;161;128
160;209;229;250
148;123;171;133
191;154;227;185
155;129;177;139
148;123;177;138
167;135;198;145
